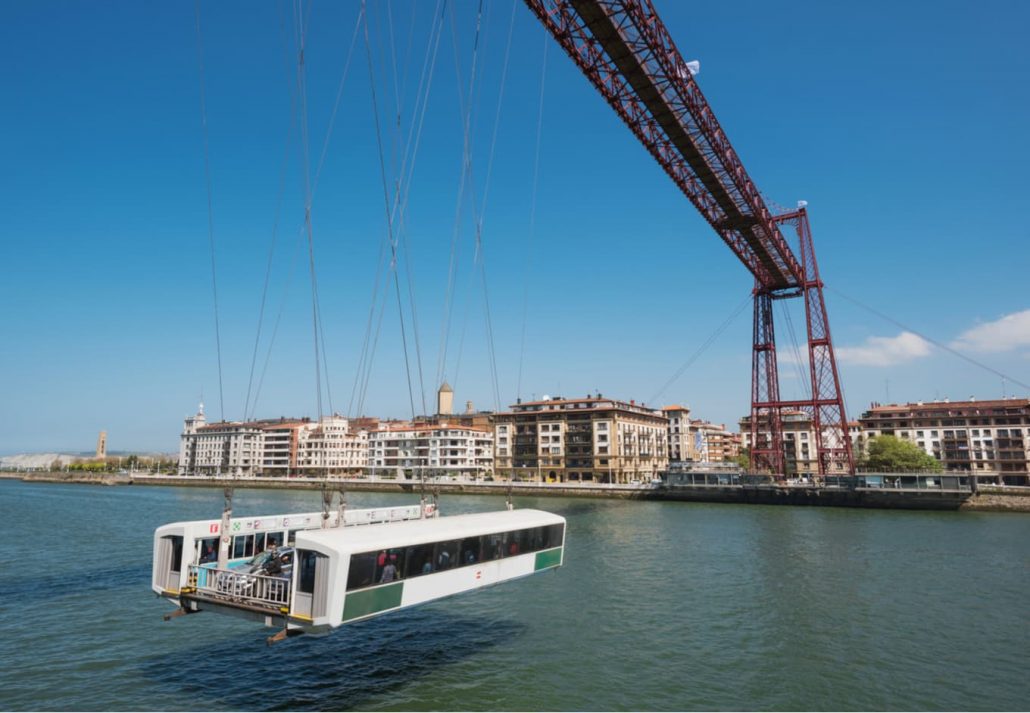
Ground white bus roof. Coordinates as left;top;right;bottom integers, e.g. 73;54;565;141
296;509;564;554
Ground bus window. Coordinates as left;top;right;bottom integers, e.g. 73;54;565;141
507;531;522;557
435;540;459;570
460;537;481;565
288;529;301;545
347;553;377;590
404;544;434;578
232;534;254;559
513;528;532;554
482;533;505;561
298;550;318;594
199;537;218;563
266;531;284;549
374;549;404;584
544;524;564;549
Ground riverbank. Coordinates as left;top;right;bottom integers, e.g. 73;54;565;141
960;485;1030;513
5;470;1029;512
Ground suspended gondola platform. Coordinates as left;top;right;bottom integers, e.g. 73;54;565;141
153;500;565;643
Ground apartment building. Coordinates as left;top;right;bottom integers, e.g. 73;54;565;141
177;406;367;477
178;403;266;477
858;398;1030;483
739;410;820;476
493;394;668;483
368;423;493;477
663;406;742;463
663;406;695;461
295;416;369;475
695;421;742;462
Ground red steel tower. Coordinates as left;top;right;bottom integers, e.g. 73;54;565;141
522;0;855;476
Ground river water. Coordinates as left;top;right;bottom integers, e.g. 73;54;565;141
0;480;1027;711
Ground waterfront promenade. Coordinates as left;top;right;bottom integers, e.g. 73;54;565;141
4;470;1028;512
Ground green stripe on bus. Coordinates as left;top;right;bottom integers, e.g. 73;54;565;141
535;547;562;571
343;582;404;622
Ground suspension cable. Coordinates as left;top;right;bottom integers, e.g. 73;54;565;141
350;0;445;417
436;0;484;391
363;0;417;420
517;36;549;401
648;292;753;404
252;226;304;418
244;12;298;423
470;0;518;411
778;301;810;396
193;0;225;422
293;0;324;421
829;287;1030;392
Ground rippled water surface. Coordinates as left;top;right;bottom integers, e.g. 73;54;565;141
0;480;1027;711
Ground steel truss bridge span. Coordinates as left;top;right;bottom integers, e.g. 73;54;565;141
523;0;854;476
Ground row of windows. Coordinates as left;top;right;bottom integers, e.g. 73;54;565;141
197;530;300;562
345;524;565;591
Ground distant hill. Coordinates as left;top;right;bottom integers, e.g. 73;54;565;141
1;452;177;470
1;453;80;470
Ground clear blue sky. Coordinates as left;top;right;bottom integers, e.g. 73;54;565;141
2;0;1028;454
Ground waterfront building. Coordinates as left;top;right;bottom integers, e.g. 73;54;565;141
368;423;493;478
294;416;369;476
96;430;107;459
695;420;742;462
664;407;742;464
739;410;823;476
492;394;668;483
177;405;368;477
663;405;695;461
178;405;267;477
857;398;1030;484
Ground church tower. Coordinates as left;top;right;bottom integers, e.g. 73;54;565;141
437;382;454;415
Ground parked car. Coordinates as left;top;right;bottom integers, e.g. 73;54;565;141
216;547;295;595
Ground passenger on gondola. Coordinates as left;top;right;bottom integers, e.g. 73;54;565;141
380;560;399;583
201;542;217;563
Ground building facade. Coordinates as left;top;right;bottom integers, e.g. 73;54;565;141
858;398;1030;483
664;406;742;464
663;406;695;461
493;395;668;483
695;421;742;462
295;416;369;475
368;423;493;477
177;407;368;477
740;410;821;476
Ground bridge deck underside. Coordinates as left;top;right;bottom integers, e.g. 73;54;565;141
573;0;797;289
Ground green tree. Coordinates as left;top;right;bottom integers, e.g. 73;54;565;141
733;447;750;470
859;435;942;472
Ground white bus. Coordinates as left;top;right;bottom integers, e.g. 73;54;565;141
154;507;565;640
